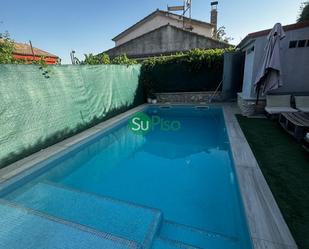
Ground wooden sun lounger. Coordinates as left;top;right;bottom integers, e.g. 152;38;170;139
279;112;309;141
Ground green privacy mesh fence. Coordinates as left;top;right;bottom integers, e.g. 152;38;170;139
0;64;143;168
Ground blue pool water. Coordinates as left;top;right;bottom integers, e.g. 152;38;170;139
0;106;252;249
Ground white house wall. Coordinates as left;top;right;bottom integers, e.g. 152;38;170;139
115;15;213;46
241;43;256;99
278;27;309;94
241;26;309;99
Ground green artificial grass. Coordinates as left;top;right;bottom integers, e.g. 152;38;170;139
236;115;309;249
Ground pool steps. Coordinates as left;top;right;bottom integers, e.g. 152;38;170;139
152;237;200;249
5;181;161;249
194;106;210;110
159;220;239;249
3;181;240;249
0;199;140;249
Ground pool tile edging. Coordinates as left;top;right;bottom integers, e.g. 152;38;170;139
222;104;298;249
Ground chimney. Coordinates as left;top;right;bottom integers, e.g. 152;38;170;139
210;1;218;37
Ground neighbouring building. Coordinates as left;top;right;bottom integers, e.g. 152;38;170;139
104;4;229;60
237;21;309;115
12;42;59;65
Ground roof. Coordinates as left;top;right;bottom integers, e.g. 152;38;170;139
112;9;214;42
12;42;59;58
238;20;309;48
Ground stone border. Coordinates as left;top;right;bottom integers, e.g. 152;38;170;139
0;103;298;249
155;92;222;104
223;103;298;249
237;93;266;116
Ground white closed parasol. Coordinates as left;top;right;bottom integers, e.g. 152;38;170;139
254;23;286;103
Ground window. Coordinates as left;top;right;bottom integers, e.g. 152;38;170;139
289;41;297;48
246;46;254;55
289;40;309;49
298;40;306;47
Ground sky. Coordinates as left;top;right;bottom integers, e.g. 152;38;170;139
0;0;304;64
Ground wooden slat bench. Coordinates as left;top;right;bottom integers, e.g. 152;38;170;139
279;112;309;141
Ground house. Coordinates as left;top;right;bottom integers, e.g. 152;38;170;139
12;42;59;65
237;21;309;115
104;4;229;60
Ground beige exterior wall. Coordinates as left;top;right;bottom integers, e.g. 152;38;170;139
106;25;229;59
115;15;214;46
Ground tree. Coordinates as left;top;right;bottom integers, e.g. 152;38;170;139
298;2;309;22
0;31;15;64
215;26;233;43
82;53;110;65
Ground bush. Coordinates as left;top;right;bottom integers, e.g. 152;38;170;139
140;48;234;96
0;32;15;64
82;53;110;65
81;53;138;65
111;54;137;65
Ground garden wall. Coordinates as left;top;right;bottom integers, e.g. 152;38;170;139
0;64;143;168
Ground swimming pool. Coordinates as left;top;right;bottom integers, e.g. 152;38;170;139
0;106;252;249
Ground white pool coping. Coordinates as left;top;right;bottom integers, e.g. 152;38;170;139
223;103;297;249
0;103;298;249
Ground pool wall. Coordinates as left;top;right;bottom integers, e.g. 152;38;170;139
0;105;147;195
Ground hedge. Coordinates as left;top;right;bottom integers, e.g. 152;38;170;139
140;48;234;96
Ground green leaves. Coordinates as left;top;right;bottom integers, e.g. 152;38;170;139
215;26;233;43
141;48;234;74
0;32;15;64
0;32;48;66
142;48;234;68
82;53;110;65
111;54;137;65
298;1;309;22
82;53;137;65
140;48;235;96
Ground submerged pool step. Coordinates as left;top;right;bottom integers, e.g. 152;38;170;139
152;237;200;249
159;221;240;249
5;181;162;248
0;200;140;249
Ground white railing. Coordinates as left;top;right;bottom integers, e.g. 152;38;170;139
208;80;223;103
